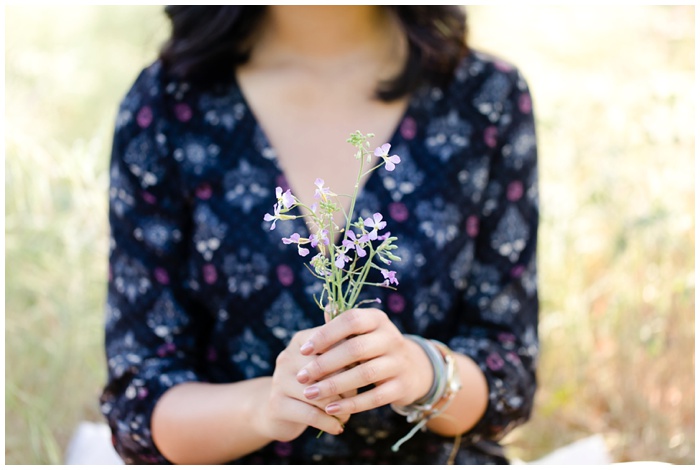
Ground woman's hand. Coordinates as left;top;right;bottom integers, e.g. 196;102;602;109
295;308;434;417
254;326;351;442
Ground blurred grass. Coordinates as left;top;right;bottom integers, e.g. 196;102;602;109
469;5;695;464
5;5;695;465
5;6;169;464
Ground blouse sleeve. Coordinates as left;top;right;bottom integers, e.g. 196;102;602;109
449;63;540;444
99;63;205;464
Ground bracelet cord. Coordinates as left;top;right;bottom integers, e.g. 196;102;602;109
390;335;462;453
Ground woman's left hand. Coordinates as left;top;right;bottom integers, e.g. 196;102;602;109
295;307;434;417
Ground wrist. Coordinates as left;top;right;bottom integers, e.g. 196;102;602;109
248;377;277;442
390;337;463;452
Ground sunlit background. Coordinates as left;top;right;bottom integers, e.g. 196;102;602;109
5;5;694;464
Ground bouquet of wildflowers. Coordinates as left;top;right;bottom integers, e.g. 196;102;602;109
264;131;401;320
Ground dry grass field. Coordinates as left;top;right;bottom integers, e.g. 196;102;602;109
5;5;694;464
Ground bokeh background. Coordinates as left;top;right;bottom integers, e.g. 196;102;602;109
5;5;694;464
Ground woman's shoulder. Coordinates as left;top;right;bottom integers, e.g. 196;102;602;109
115;59;212;138
453;49;529;87
124;60;191;104
118;59;201;115
440;49;534;125
118;61;167;114
119;59;244;126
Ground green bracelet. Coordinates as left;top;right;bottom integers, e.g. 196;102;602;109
390;335;447;421
390;337;462;453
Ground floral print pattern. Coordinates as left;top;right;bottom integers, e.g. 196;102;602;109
100;49;539;464
425;110;473;162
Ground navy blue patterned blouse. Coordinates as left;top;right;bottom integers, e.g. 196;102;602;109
100;50;539;465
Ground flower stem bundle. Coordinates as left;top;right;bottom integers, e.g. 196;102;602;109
264;131;402;319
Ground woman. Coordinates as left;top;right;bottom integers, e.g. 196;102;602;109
100;5;539;464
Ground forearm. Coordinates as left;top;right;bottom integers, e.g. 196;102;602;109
425;352;488;436
151;378;273;464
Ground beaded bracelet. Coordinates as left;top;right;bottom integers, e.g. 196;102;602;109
390;336;462;452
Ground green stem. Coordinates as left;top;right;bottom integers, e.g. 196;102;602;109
343;179;362;238
346;248;376;309
360;161;385;179
332;146;370;315
325;135;389;317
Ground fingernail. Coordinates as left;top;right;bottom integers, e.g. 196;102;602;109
303;386;320;400
300;341;314;355
325;403;341;415
296;369;310;384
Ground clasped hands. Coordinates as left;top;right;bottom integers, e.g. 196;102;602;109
256;308;434;442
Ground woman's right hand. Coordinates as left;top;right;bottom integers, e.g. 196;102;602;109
254;326;350;442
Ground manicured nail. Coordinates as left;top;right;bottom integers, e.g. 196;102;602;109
325;403;341;415
303;386;320;400
296;369;309;384
300;341;314;355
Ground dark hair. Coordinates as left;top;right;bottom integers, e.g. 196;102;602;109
159;6;469;101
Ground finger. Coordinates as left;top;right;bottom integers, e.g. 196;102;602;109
299;308;382;356
290;326;322;352
337;413;351;426
279;397;346;435
280;361;351;409
298;334;384;383
324;381;402;416
340;388;358;399
303;356;397;401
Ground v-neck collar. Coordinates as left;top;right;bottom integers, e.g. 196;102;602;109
232;73;420;246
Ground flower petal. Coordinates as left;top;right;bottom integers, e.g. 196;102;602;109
282;189;295;209
374;143;391;158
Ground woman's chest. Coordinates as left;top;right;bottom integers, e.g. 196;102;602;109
234;88;410;229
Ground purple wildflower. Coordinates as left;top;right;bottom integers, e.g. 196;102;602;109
276;187;295;209
282;233;310;257
364;212;387;240
380;269;399;286
265;187;297;230
334;249;351;269
309;229;330;248
264;203;281;230
374;143;401;171
314;178;335;200
342;231;369;257
375;143;391;157
281;233;301;245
